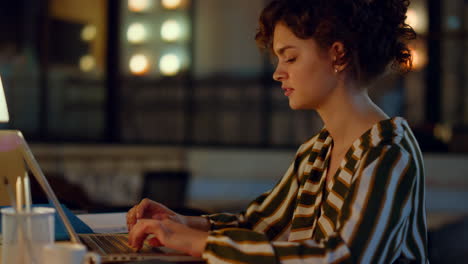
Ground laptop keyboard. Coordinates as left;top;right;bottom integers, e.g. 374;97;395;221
79;234;155;255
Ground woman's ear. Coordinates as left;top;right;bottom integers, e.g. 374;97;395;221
329;42;348;73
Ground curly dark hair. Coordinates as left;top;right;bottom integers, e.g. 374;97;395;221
255;0;417;84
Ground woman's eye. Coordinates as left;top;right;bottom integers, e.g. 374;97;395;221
286;57;296;63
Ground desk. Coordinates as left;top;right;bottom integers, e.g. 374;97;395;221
0;245;205;264
0;243;204;264
0;216;205;264
0;212;205;264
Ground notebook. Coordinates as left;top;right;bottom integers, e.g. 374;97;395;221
0;130;202;263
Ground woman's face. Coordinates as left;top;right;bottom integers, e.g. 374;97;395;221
272;22;338;110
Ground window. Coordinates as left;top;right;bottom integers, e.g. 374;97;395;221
0;0;465;152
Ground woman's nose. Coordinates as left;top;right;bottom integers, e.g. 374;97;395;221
273;67;287;81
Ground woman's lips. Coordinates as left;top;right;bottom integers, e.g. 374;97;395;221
282;87;294;96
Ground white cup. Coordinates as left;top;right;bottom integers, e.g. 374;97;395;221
1;207;55;264
42;243;101;264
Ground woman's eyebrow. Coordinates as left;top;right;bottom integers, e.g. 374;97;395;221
274;45;297;56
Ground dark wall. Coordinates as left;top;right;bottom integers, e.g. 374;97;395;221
0;1;25;48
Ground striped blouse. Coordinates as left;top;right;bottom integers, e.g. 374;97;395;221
202;117;428;264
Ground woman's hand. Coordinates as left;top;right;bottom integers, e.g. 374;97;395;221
126;198;186;232
128;217;209;257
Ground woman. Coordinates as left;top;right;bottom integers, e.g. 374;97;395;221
127;0;428;263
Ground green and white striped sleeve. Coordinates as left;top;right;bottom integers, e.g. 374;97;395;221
202;145;424;264
203;149;300;232
203;188;275;231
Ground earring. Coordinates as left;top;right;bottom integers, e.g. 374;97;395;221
333;57;338;73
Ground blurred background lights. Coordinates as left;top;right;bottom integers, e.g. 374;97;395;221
129;54;150;75
406;7;428;34
161;20;182;42
446;15;461;31
80;55;95;72
81;24;97;42
127;23;147;44
159;54;181;76
128;0;152;12
162;0;182;9
434;123;453;144
405;9;418;29
410;46;428;71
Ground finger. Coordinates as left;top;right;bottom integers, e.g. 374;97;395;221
128;221;147;249
136;198;152;219
148;237;162;247
128;219;160;250
126;207;136;230
127;206;140;227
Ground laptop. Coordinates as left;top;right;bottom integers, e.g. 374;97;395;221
0;74;202;262
0;132;202;263
0;130;203;263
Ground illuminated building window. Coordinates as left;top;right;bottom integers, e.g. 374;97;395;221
81;24;97;42
127;23;148;44
128;0;152;12
80;55;95;72
159;54;181;76
161;19;182;42
161;0;183;10
129;54;150;75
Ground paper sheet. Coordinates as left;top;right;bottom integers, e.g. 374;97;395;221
77;212;128;233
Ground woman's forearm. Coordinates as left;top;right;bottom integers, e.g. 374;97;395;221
184;215;211;231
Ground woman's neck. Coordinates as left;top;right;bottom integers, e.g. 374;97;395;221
317;82;388;148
